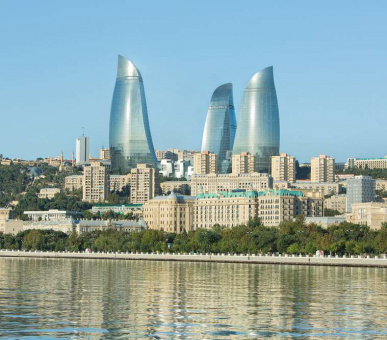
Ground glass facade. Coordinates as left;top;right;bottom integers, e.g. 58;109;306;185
109;55;157;174
201;83;237;173
232;66;280;173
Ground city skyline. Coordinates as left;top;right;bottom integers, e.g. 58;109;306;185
1;1;387;162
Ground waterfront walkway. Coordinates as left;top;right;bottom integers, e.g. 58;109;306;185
1;250;387;267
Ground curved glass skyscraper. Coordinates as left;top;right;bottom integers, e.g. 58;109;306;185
201;83;237;172
232;66;280;172
109;55;157;174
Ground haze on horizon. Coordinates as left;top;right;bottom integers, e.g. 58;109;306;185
0;0;386;163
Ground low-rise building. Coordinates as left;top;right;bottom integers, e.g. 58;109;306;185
143;193;196;233
305;216;346;228
291;181;342;196
24;209;82;222
190;173;273;196
324;194;347;214
91;204;142;217
38;188;62;199
346;157;387;170
160;181;191;195
110;174;131;192
23;221;74;234
0;219;23;235
346;202;387;229
75;219;146;235
0;208;13;220
65;175;83;192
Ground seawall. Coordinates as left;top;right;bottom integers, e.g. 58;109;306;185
1;250;387;268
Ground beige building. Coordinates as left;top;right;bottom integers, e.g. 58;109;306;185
194;189;323;229
65;175;83;192
311;155;335;183
83;162;110;202
376;179;387;192
160;181;191;195
291;181;342;196
130;164;159;204
193;151;218;174
346;202;387;229
99;148;111;160
271;153;296;182
190;173;273;196
143;193;195;233
0;208;13;220
110;174;131;192
0;220;23;235
38;188;62;199
324;194;346;214
232;152;256;174
346;157;387;170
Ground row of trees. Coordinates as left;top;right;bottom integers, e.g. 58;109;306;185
2;217;387;255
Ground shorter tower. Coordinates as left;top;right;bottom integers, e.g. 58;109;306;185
271;153;296;182
311;155;335;182
193;151;218;175
232;152;256;174
130;164;159;204
83;162;110;202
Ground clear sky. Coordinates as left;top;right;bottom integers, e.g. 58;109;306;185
0;1;386;163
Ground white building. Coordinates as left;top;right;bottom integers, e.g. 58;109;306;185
76;135;90;165
38;188;62;199
346;175;376;213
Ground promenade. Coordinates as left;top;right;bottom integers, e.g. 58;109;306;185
1;250;387;268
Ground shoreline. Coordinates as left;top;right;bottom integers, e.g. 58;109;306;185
1;250;387;268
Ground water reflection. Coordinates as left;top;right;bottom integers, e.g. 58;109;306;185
0;258;386;339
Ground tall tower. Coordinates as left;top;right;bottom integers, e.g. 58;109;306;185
76;135;90;165
201;83;237;172
232;66;280;173
109;55;157;174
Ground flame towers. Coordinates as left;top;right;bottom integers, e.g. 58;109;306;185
201;83;237;172
232;66;280;172
109;55;157;174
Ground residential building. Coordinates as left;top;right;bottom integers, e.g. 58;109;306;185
76;135;90;165
109;55;157;173
83;162;110;202
110;174;131;192
232;66;280;173
346;175;375;212
155;150;178;162
38;188;61;199
143;192;196;233
201;83;237;173
193;151;218;174
232;152;256;174
311;155;335;183
190;173;273;196
99;148;111;160
271;153;296;182
130;164;159;204
65;175;83;191
159;159;175;177
194;189;323;229
324;194;346;214
346;157;387;170
346;202;387;229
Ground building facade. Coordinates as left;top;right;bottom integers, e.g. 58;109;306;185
291;181;342;196
190;173;273;196
99;148;111;160
271;153;296;182
346;157;387;170
311;155;335;183
232;66;280;173
193;151;218;175
346;175;375;212
38;188;62;199
346;202;387;229
110;174;131;192
83;162;110;202
160;181;191;195
201;83;237;173
324;194;346;214
143;193;196;233
109;55;157;174
130;164;159;204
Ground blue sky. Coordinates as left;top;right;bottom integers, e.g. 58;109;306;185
0;1;386;162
